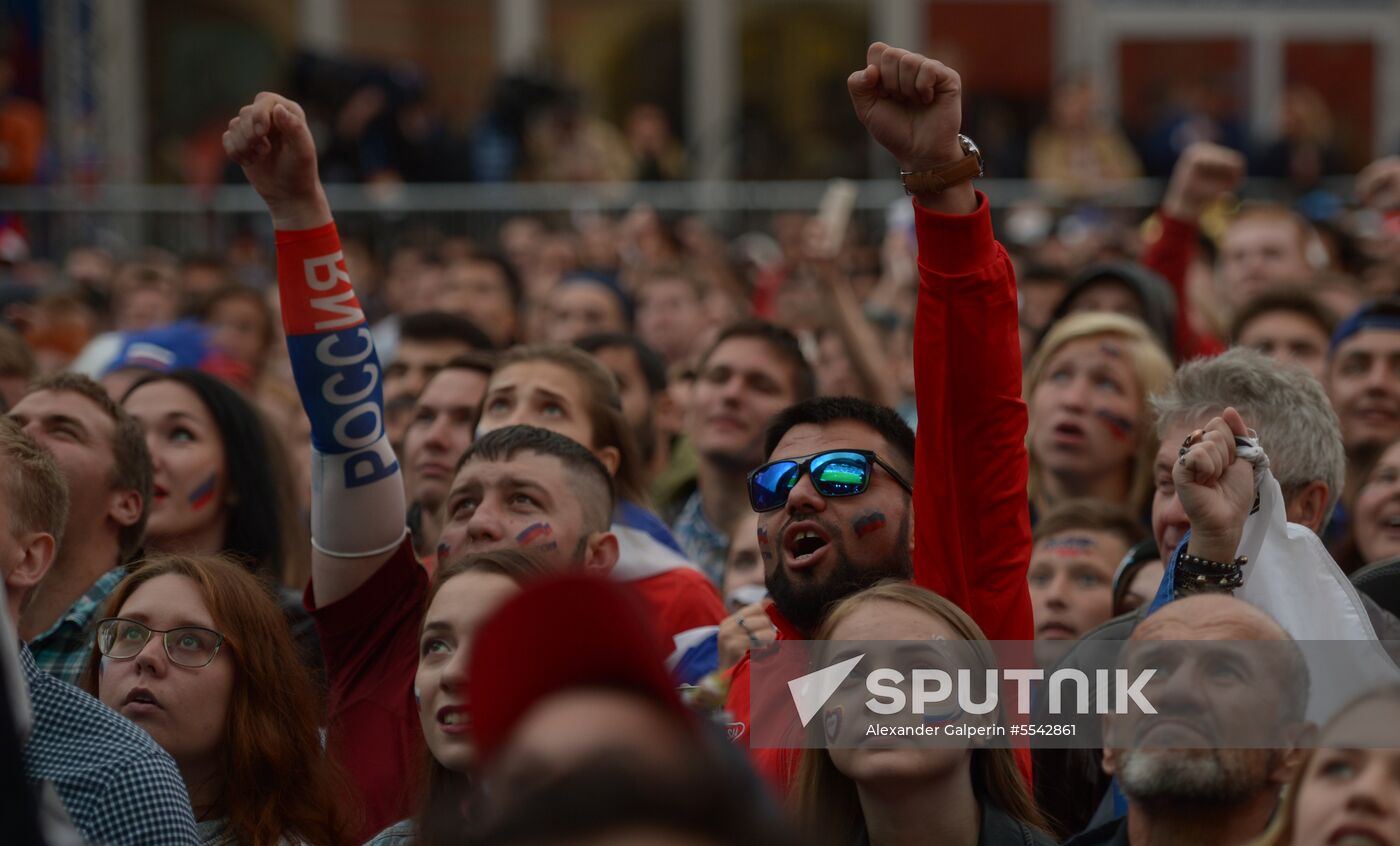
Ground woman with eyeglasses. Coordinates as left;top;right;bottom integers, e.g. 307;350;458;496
83;553;355;846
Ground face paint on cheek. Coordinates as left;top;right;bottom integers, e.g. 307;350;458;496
757;527;773;562
824;705;843;744
436;542;451;562
188;474;218;511
1095;409;1135;442
515;523;553;546
853;512;887;539
414;685;421;706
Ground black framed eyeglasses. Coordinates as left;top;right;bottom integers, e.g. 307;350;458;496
96;617;226;669
746;449;913;513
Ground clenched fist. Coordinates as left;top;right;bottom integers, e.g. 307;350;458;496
1175;406;1255;563
223;92;331;230
1162;142;1245;222
849;43;975;214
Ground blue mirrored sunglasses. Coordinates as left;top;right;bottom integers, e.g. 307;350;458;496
746;449;913;513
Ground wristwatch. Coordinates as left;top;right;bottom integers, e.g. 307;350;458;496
900;134;984;196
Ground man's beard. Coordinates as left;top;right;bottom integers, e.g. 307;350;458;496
1117;746;1278;808
765;510;912;634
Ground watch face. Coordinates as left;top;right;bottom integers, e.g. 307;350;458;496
958;134;985;176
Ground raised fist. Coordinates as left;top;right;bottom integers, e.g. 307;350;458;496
222;92;330;230
1162;142;1245;222
1174;407;1255;562
848;43;965;173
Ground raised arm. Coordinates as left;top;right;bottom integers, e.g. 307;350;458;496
224;93;407;607
849;45;1032;640
1142;142;1242;361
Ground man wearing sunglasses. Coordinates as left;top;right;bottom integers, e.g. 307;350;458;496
0;417;199;844
723;43;1035;790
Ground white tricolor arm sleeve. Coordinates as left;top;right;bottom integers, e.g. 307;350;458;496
276;223;406;558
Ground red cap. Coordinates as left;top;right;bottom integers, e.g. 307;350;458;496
468;574;692;765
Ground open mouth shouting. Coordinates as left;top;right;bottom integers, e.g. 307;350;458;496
782;521;832;572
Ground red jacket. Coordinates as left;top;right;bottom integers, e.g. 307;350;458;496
1140;211;1226;362
724;192;1035;790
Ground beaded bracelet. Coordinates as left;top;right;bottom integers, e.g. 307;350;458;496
1174;553;1248;598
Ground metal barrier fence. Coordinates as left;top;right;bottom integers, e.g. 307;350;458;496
0;177;1348;260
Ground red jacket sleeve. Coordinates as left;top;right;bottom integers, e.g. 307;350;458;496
1140;210;1226;362
911;193;1034;642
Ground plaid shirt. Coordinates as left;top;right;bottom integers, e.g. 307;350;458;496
20;642;200;844
672;490;730;586
29;566;125;686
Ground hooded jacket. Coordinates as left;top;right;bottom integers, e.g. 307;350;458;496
1044;262;1178;359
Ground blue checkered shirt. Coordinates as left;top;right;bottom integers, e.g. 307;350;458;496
672;490;731;586
21;641;200;844
29;566;125;686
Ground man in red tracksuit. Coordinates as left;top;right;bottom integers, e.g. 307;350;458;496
723;43;1035;789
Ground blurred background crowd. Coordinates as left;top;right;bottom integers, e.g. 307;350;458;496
0;2;1399;844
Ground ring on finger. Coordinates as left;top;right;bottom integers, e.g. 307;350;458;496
1179;429;1206;458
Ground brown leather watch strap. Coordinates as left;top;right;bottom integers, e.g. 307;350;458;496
900;153;983;196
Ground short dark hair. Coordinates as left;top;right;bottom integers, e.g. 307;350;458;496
438;351;497;380
1229;288;1337;346
27;373;152;563
1032;498;1145;549
456;425;615;533
763;397;915;478
699;320;816;402
399;311;495;352
467;252;525;310
575;333;668;395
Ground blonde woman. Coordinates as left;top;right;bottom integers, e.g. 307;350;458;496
1025;312;1174;523
1249;685;1400;846
792;581;1053;846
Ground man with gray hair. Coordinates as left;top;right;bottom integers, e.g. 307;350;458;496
1150;347;1345;566
1037;349;1354;834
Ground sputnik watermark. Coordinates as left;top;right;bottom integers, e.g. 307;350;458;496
789;658;1156;727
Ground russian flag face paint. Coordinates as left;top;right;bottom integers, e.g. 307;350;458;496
188;474;218;511
853;512;887;539
515;522;553;546
1095;408;1135;442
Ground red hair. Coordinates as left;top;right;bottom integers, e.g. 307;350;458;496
83;554;357;846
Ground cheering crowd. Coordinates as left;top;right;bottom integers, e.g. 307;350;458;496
3;41;1400;846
